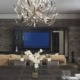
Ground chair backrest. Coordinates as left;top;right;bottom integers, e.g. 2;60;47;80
47;60;59;67
14;61;26;66
40;59;47;66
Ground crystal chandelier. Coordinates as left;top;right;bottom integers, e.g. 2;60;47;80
13;0;58;27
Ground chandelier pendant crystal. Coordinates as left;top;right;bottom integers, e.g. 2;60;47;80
13;0;58;27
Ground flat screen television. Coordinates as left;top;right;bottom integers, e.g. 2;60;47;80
22;32;50;49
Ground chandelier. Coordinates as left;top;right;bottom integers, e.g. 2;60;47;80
13;0;58;27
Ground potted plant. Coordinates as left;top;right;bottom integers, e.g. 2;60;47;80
20;53;24;61
46;54;51;61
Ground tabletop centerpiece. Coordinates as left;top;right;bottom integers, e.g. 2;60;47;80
24;49;45;78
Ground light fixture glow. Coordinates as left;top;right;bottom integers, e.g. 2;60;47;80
13;0;58;27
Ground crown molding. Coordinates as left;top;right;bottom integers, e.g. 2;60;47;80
0;14;80;19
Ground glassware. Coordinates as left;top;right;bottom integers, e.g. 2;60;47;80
69;77;78;80
75;74;80;79
62;70;71;80
62;70;66;79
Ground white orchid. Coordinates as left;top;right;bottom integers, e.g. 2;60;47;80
24;49;44;69
39;49;43;53
34;63;39;68
24;50;32;55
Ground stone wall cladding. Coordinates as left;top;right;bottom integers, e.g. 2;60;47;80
69;27;80;62
0;19;80;60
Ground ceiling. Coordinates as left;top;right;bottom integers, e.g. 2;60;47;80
0;0;80;14
0;0;80;19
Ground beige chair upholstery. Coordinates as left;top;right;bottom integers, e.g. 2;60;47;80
50;54;67;65
0;54;10;66
41;53;67;65
9;54;20;60
0;53;66;66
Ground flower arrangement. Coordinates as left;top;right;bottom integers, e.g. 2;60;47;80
24;49;45;71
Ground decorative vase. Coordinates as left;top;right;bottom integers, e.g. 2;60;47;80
20;54;24;61
32;67;38;78
20;57;24;61
32;71;38;78
47;58;51;61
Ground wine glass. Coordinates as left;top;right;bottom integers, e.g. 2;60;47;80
62;70;67;80
66;71;71;79
62;70;71;80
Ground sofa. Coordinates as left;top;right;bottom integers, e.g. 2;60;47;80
0;53;66;66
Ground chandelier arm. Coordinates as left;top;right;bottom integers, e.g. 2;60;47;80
48;19;56;26
46;16;56;26
23;13;36;23
17;0;21;6
39;1;54;13
13;5;21;19
21;0;33;15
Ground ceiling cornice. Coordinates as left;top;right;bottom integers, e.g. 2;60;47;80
0;14;80;19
